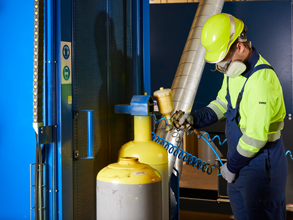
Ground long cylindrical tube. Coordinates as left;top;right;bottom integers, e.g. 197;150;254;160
156;0;225;179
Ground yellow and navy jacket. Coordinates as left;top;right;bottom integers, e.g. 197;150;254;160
191;48;286;173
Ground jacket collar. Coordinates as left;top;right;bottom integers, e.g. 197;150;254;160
241;47;259;78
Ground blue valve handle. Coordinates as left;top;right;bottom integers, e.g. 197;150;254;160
78;110;94;159
87;111;93;158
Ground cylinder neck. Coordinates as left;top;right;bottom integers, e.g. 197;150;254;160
134;116;152;141
118;157;139;165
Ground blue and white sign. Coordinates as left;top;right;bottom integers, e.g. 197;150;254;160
62;45;70;59
61;41;72;84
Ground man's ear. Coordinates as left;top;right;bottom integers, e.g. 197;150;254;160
237;42;245;54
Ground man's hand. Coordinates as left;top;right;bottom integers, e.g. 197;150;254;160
171;110;193;132
178;114;193;126
220;163;236;183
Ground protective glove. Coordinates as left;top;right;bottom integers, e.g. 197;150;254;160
220;163;236;183
171;110;193;132
178;114;193;127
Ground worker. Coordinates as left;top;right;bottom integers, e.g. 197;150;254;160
175;13;288;220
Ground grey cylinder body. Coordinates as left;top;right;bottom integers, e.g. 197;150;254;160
198;137;216;164
96;180;162;220
156;0;225;180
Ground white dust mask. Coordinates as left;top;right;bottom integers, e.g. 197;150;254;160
225;61;247;78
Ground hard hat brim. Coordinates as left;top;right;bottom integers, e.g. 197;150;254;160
204;46;228;64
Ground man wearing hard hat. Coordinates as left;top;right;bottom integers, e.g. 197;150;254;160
176;13;288;219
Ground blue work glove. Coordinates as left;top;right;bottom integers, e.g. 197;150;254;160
220;163;236;183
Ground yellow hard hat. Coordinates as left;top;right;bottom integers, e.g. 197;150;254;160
201;13;244;63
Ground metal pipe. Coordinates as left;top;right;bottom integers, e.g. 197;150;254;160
156;0;225;179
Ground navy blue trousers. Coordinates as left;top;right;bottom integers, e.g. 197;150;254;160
227;137;288;220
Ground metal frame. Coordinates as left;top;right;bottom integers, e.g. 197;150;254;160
289;2;293;113
132;0;152;96
56;0;73;219
42;0;59;219
132;0;142;95
142;0;151;95
43;0;74;219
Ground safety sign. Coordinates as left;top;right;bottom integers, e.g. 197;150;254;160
62;45;70;59
61;41;72;84
63;66;70;81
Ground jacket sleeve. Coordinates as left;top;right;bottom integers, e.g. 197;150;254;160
190;107;218;129
190;76;228;129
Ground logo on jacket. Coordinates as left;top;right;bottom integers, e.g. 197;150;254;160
259;102;266;104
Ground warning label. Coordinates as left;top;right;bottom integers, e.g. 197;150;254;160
61;41;72;84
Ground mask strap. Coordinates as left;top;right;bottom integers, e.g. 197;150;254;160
238;25;248;43
215;48;236;73
225;48;236;69
238;38;247;43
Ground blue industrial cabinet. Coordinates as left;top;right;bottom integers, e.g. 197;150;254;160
0;0;150;219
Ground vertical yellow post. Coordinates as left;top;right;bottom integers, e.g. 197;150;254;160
134;116;152;141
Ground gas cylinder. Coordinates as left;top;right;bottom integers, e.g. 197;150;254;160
96;157;162;220
118;116;169;220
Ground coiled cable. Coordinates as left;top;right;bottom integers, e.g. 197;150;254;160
151;114;293;177
151;114;225;175
286;150;293;160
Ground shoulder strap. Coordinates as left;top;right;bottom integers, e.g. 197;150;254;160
249;64;274;77
236;64;274;107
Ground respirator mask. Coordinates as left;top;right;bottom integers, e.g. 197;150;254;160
216;50;247;78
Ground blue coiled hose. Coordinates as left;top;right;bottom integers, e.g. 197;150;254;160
151;115;293;176
151;114;225;175
286;150;293;160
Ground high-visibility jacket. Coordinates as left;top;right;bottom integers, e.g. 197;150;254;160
207;49;286;159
